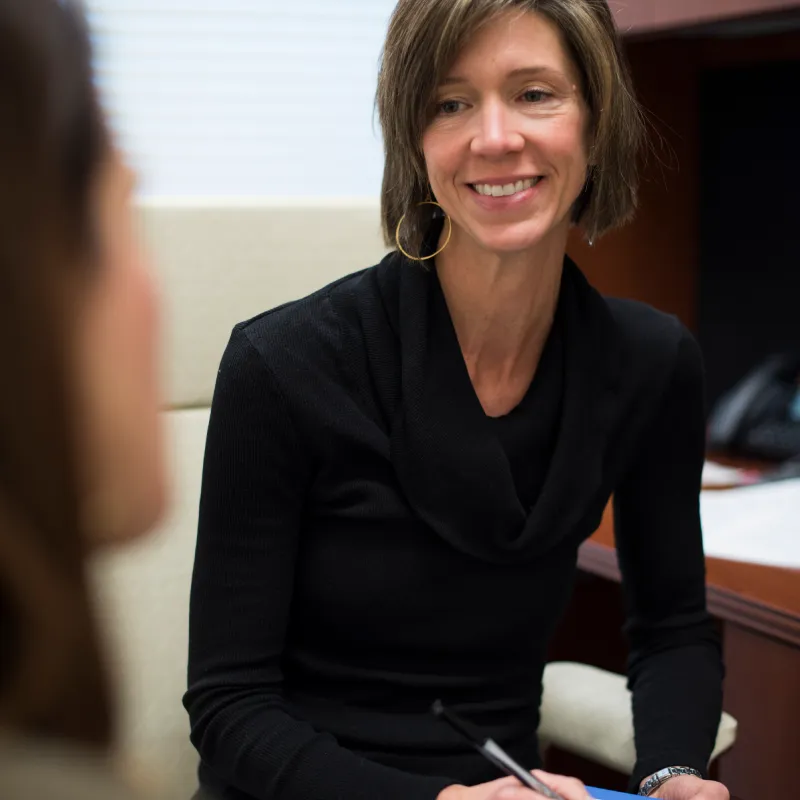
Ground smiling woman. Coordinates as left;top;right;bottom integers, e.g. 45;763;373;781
422;14;593;263
378;0;643;259
184;3;728;800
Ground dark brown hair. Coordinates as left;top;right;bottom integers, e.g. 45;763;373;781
0;0;112;746
377;0;645;255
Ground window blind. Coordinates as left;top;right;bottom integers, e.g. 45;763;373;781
85;1;397;197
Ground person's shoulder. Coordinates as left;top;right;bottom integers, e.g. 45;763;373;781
212;261;387;404
220;263;380;377
606;296;699;367
237;265;374;346
604;296;703;403
606;296;685;346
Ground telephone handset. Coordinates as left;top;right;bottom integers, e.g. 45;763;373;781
707;353;800;461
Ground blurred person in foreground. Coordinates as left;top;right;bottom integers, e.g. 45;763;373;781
0;0;166;796
185;2;729;800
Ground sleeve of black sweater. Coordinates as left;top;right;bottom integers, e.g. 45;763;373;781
613;328;724;793
183;327;453;800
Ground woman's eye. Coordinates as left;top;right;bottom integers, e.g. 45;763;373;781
438;99;464;115
521;89;549;103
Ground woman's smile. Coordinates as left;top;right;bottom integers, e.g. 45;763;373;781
466;175;546;212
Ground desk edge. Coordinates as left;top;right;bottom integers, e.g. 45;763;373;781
577;541;800;647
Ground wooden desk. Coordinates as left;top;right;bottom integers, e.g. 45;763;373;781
547;505;800;800
546;17;800;800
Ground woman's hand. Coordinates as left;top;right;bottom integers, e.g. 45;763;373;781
438;770;591;800
653;775;729;800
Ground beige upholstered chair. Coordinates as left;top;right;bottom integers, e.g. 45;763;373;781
89;202;736;796
89;201;388;795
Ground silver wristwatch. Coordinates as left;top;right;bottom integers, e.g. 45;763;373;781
638;766;703;796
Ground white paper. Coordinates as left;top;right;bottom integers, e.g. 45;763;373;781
700;478;800;568
701;460;759;488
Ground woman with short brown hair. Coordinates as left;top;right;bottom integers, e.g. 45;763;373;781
378;0;643;254
186;3;728;799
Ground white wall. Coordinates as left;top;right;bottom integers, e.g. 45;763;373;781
86;0;398;198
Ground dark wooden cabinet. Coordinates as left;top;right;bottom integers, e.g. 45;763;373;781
555;16;800;800
654;0;800;29
547;512;800;800
614;0;800;36
609;1;654;34
718;623;800;800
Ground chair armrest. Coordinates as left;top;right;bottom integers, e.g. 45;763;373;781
539;662;738;774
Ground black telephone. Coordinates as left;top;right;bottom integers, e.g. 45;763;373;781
707;353;800;461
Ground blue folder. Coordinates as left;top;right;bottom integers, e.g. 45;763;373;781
588;787;642;799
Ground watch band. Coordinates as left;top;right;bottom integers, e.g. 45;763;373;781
638;766;703;796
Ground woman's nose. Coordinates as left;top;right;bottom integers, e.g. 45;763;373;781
470;99;525;158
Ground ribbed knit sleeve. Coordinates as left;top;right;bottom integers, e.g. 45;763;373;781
614;327;724;793
183;326;454;800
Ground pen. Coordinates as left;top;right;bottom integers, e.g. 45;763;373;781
432;700;567;800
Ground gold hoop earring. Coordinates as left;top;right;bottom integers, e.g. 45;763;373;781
395;201;452;262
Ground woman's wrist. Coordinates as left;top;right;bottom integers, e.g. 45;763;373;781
638;766;703;796
437;785;465;800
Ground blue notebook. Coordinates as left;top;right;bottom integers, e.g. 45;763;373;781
588;787;641;799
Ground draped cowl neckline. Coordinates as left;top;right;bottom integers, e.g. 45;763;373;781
353;247;623;565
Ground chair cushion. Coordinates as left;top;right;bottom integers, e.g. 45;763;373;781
139;201;387;408
539;661;738;774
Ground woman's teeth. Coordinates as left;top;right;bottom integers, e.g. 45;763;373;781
472;177;541;197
